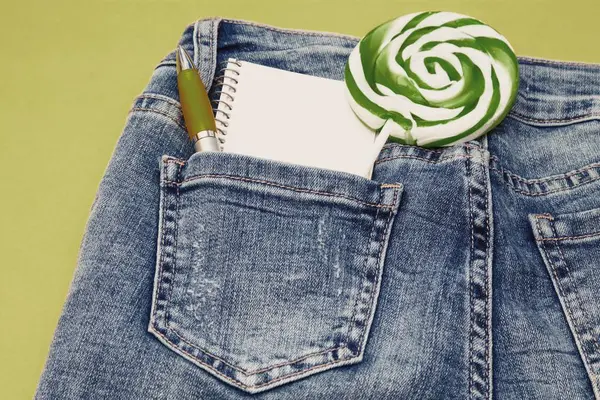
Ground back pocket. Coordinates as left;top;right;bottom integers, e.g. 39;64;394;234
148;151;402;393
530;209;600;395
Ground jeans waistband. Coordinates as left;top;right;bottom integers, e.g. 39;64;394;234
162;17;600;129
130;16;600;184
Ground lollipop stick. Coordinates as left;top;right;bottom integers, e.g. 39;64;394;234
364;120;394;179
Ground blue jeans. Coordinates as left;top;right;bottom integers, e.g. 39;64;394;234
36;18;600;399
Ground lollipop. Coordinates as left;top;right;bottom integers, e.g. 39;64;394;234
345;11;519;148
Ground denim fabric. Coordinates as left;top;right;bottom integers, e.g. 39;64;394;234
36;17;600;399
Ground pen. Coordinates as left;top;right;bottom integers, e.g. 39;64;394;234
176;46;221;152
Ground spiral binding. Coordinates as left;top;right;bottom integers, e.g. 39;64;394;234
211;59;243;144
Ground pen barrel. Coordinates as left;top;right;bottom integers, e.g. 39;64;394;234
193;130;221;152
177;69;217;141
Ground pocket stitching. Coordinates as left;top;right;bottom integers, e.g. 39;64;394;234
537;231;600;242
151;158;401;390
160;185;390;373
547;220;600;356
534;216;600;368
151;159;179;328
354;186;399;353
150;320;363;391
167;324;346;374
166;162;184;320
346;187;382;353
165;172;398;209
151;185;399;390
490;157;600;197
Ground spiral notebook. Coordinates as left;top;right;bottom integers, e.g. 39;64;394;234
213;59;388;179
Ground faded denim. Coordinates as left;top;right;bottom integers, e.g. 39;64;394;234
36;17;600;399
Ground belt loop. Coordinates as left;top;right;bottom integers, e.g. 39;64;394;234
194;17;222;92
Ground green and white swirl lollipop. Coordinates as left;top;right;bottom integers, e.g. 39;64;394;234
345;11;519;148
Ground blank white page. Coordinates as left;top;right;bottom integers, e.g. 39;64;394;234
215;59;383;179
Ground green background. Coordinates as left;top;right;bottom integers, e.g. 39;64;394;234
1;0;599;397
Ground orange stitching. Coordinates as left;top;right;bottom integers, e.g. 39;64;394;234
149;325;358;390
247;357;351;389
346;187;381;353
535;214;554;221
165;174;395;209
483;160;492;387
168;325;343;375
149;326;251;389
537;232;600;242
491;167;600;197
164;158;185;166
490;159;600;184
356;187;398;351
381;143;447;153
374;154;471;165
152;162;170;324
166;162;183;310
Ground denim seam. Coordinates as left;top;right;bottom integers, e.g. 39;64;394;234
468;152;475;398
149;325;352;390
358;187;397;354
129;107;186;133
192;20;199;68
208;18;217;88
134;93;182;109
492;171;600;197
484;155;492;399
352;186;386;354
534;217;600;395
536;213;554;220
366;188;398;349
375;154;472;165
151;160;172;328
537;232;600;242
489;158;600;196
490;157;600;184
467;148;491;400
381;143;446;154
167;325;343;375
346;188;380;355
166;159;185;166
482;132;493;398
165;163;183;321
155;61;175;69
374;142;481;166
219;17;360;41
163;173;394;209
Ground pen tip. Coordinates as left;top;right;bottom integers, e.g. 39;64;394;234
176;45;195;74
